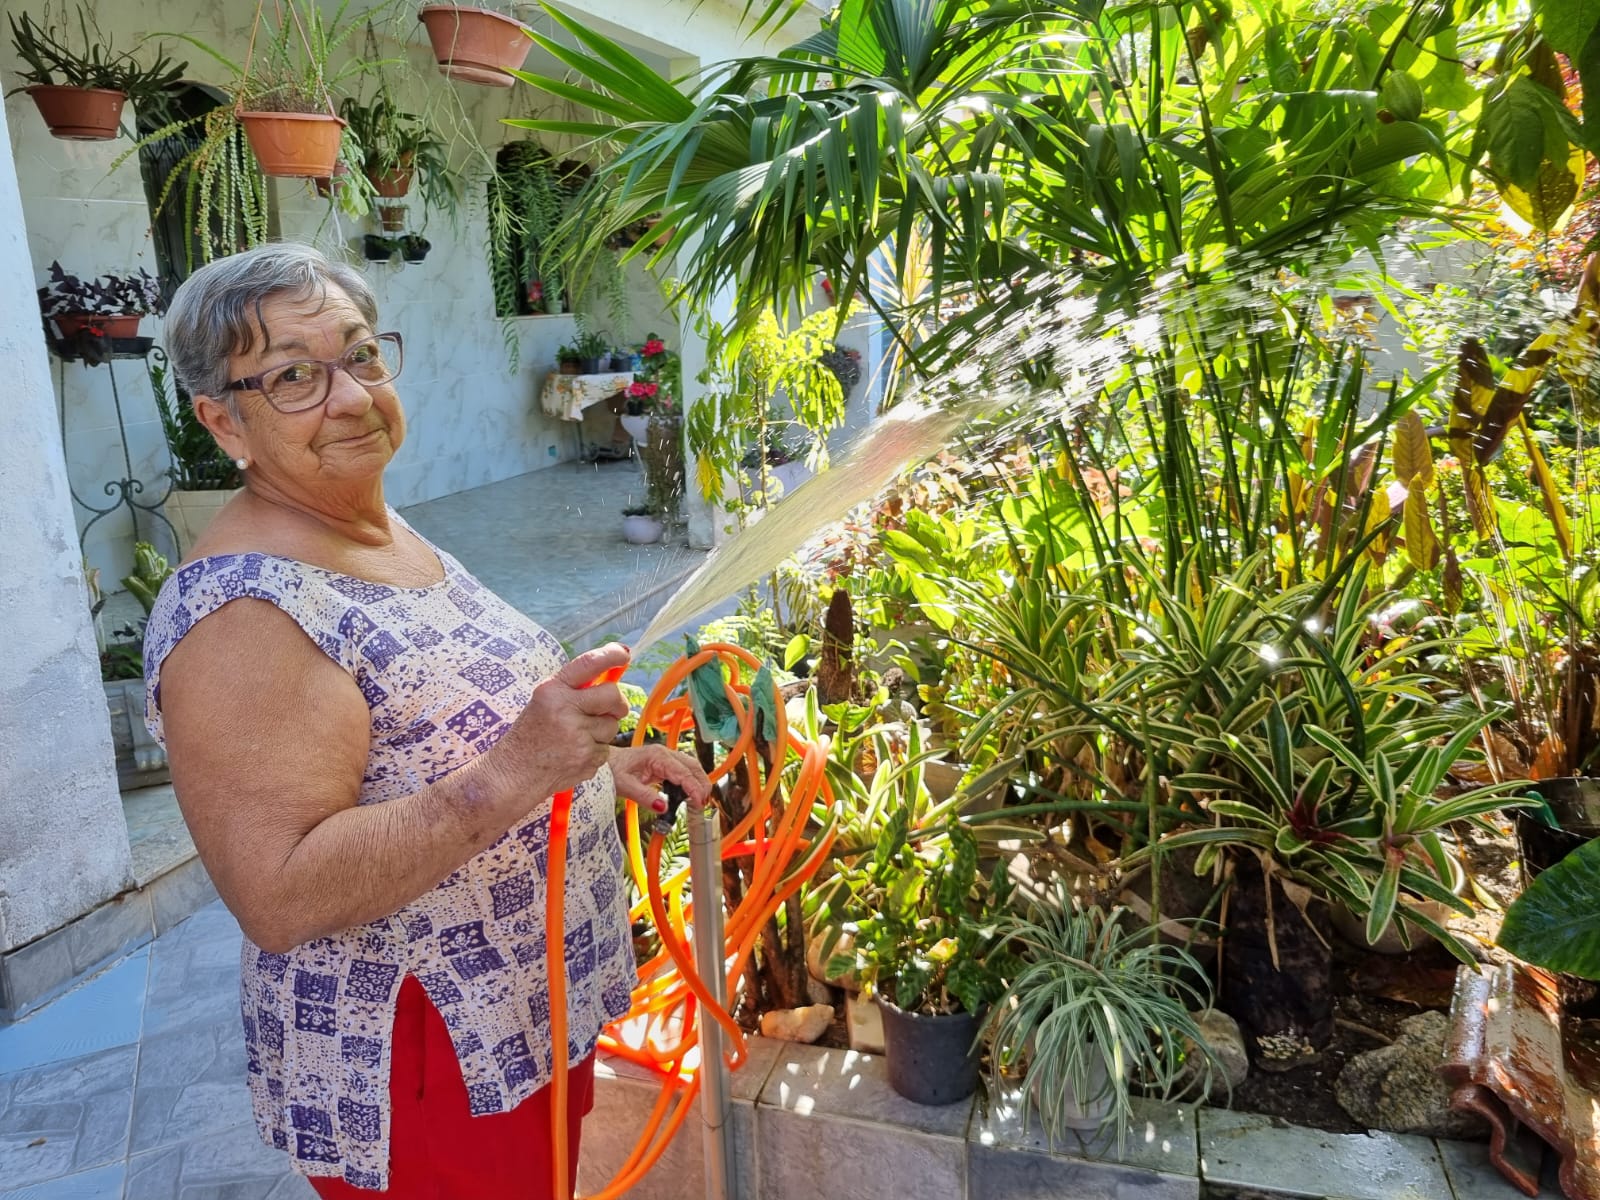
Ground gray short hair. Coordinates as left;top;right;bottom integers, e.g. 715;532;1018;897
164;243;379;399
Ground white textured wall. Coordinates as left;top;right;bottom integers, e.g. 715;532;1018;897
2;0;773;581
0;93;132;952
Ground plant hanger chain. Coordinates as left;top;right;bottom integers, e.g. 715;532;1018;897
236;0;338;120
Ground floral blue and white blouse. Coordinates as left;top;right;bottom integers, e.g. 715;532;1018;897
143;517;635;1190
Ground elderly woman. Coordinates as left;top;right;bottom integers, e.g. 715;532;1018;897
142;243;708;1198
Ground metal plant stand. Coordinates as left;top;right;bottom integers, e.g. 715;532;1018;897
53;337;177;553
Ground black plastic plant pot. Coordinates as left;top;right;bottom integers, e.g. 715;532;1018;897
875;995;981;1106
1517;777;1600;883
362;234;395;262
401;238;431;263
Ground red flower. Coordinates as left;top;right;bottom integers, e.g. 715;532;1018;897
642;339;666;357
627;380;659;399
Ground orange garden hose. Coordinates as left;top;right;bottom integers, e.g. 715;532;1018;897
544;644;838;1199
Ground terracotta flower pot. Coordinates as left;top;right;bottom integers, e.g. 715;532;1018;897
377;204;407;233
54;313;142;339
27;85;126;140
313;160;352;199
368;152;415;198
239;111;346;179
418;5;533;87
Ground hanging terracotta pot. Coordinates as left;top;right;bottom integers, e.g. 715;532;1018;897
313;160;352;199
27;85;127;140
368;151;414;198
377;203;407;233
418;6;533;87
54;313;142;339
239;111;346;179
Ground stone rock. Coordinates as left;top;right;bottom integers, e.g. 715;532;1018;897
1181;1008;1250;1100
805;975;835;1007
806;930;857;989
760;1004;834;1044
1335;1010;1488;1139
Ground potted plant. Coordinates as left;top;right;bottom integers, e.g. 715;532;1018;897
7;9;185;140
38;261;163;340
823;814;1014;1105
338;93;455;209
573;329;610;374
150;349;243;551
982;889;1221;1146
418;5;533;87
621;504;664;545
101;541;174;790
361;233;398;262
556;343;582;374
399;234;432;264
376;201;408;233
226;0;378;179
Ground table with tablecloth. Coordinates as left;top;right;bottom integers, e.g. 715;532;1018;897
539;371;634;421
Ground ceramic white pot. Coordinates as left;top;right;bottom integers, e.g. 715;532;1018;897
165;487;242;554
622;513;664;545
620;413;651;444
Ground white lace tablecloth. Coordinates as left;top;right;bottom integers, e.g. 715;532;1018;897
539;372;634;421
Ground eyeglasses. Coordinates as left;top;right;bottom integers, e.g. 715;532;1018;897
222;332;404;414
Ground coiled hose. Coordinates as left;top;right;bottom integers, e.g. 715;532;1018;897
545;643;838;1198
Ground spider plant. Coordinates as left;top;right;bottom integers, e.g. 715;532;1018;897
982;888;1219;1151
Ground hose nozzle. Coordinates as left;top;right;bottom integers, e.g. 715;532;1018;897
652;781;689;837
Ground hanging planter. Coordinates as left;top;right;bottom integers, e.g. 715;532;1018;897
399;235;431;264
239;110;346;179
418;6;533;87
368;151;414;198
312;158;352;199
377;202;407;233
8;12;185;141
25;85;127;140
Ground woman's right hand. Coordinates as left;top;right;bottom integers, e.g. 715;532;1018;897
480;642;632;808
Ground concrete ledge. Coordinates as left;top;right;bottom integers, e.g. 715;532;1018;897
582;1041;1557;1200
0;853;215;1022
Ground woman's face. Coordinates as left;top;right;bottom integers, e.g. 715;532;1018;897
198;283;406;495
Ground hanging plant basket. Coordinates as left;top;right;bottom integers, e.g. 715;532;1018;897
25;85;127;140
53;313;143;339
368;151;414;198
418;6;532;87
239;111;346;179
377;203;407;233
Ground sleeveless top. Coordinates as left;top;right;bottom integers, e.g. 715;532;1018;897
141;515;635;1190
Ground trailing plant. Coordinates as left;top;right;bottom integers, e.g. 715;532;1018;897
487;143;572;317
982;889;1221;1149
150;349;241;491
7;7;186;108
114;0;393;271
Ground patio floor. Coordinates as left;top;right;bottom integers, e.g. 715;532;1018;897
402;457;704;651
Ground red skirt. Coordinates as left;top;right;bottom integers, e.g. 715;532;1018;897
310;975;596;1199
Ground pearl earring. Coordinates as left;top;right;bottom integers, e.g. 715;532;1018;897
234;457;249;470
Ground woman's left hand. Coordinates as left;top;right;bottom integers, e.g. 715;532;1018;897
609;745;712;815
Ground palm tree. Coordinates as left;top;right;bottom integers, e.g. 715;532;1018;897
509;0;1491;379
